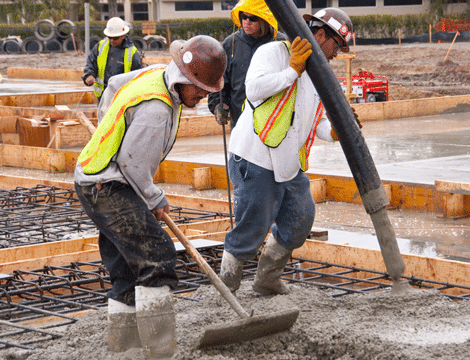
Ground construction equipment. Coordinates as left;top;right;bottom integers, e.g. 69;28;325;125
264;0;407;289
162;212;299;348
338;69;389;103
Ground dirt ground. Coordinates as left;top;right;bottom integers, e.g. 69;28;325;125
1;42;470;359
1;41;470;101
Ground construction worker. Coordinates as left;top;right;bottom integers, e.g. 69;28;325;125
74;35;226;358
82;17;142;104
219;8;361;295
208;0;286;129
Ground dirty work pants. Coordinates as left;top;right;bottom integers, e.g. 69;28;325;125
224;155;315;260
75;181;178;306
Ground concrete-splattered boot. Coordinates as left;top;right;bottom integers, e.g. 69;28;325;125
107;298;142;352
219;250;244;293
252;234;292;295
135;285;177;359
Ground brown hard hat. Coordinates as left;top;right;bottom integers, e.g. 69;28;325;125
304;8;353;53
170;35;227;93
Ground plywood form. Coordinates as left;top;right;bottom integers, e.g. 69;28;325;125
354;94;470;121
293;239;470;297
0;91;95;108
7;68;84;81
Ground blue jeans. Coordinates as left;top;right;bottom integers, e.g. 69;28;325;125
75;181;178;306
224;155;315;260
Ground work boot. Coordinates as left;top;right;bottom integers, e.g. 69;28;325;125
135;285;177;359
252;234;292;295
219;250;244;293
107;298;142;352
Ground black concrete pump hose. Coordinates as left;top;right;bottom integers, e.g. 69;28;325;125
264;0;407;287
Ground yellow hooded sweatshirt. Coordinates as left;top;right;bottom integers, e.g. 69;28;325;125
230;0;279;38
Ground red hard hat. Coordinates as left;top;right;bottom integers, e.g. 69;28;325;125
303;8;353;52
170;35;227;93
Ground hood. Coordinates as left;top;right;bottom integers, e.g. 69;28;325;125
164;60;192;105
231;0;278;38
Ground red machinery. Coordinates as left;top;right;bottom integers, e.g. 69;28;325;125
338;69;389;104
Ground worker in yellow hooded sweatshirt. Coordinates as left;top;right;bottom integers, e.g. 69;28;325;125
208;0;287;129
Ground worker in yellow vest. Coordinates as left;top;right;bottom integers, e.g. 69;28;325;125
219;8;362;295
74;35;226;358
82;17;142;104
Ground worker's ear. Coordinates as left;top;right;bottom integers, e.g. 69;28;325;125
314;28;327;43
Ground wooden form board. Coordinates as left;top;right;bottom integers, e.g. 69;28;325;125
0;91;95;108
293;239;470;296
7;68;84;81
0;220;228;274
354;94;470;121
435;180;470;218
0;151;452;215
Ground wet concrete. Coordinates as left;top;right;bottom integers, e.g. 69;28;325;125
0;77;88;95
169;106;470;185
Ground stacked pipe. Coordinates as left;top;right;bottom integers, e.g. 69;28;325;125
1;19;78;54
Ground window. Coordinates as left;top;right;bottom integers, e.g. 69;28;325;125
221;1;238;11
384;0;422;5
175;1;214;11
102;4;124;13
293;0;306;8
312;0;328;8
339;0;375;6
132;3;148;21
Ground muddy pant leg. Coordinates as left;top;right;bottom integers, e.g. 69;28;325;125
75;181;178;306
272;171;315;250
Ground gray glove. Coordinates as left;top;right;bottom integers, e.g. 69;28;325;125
215;103;230;125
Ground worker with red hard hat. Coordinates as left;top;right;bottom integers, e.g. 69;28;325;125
74;35;227;359
218;8;361;295
82;17;142;104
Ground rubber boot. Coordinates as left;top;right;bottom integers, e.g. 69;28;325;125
135;285;177;359
219;250;244;293
107;298;142;352
252;234;292;295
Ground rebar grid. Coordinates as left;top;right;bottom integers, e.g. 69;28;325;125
0;185;230;249
0;185;95;248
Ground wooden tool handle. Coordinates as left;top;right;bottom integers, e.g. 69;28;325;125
162;212;249;319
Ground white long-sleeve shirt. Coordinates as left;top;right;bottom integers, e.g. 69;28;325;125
229;41;334;183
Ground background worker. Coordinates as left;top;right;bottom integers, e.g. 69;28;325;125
219;8;361;295
208;0;286;129
82;17;142;104
74;35;226;358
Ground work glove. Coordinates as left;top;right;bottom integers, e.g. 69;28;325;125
330;107;363;141
289;37;312;77
215;103;230;126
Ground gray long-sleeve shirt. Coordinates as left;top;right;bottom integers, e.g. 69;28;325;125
74;62;190;211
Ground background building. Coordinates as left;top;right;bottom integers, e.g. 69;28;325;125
100;0;470;22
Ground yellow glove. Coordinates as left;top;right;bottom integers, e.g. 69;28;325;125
330;107;363;141
289;37;312;77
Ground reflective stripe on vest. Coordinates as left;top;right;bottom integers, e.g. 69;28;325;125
94;38;137;98
252;41;296;148
79;68;181;174
299;101;324;171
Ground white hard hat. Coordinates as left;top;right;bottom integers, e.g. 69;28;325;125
103;17;129;37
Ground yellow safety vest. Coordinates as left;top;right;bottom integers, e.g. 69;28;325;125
79;68;181;174
94;38;137;98
251;41;324;171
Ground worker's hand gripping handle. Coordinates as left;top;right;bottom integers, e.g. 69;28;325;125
289;37;312;77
